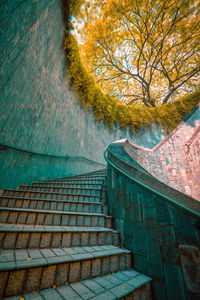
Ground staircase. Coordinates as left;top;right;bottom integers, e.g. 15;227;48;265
0;169;152;299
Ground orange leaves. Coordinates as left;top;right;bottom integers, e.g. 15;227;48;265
72;0;200;108
66;1;200;132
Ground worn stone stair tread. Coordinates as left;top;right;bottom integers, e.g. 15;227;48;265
66;171;107;177
42;179;106;184
66;176;104;179
3;189;104;199
50;174;106;179
32;182;104;187
19;185;103;191
0;206;108;215
0;223;116;233
45;176;106;182
75;170;107;174
45;176;105;180
0;208;112;228
5;269;151;300
0;195;106;206
43;179;105;183
67;173;107;177
0;224;120;250
0;245;130;271
67;175;106;179
48;171;107;180
69;171;107;177
0;199;108;219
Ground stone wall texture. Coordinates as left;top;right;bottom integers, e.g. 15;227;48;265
125;105;200;200
107;165;200;300
0;0;166;188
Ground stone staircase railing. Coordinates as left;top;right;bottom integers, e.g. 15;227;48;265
105;139;200;299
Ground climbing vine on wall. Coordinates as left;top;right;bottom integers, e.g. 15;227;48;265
64;0;200;133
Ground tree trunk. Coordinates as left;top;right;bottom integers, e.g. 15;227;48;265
162;88;175;104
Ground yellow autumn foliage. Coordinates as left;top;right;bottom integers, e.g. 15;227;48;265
64;1;200;133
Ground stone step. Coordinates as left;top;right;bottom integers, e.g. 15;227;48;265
66;171;107;178
42;178;106;184
42;179;105;184
0;224;120;249
0;245;132;298
81;169;107;174
66;175;107;179
2;190;105;203
67;174;107;179
44;170;107;182
31;182;104;188
0;196;108;215
18;185;103;196
66;170;107;178
45;175;107;182
0;207;112;228
0;196;108;214
4;269;152;300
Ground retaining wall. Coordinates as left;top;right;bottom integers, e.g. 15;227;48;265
0;0;165;188
125;106;200;200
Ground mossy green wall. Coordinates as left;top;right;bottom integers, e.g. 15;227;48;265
0;0;166;188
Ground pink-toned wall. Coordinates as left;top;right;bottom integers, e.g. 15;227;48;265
125;105;200;200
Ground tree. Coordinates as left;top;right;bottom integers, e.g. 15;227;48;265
74;0;200;107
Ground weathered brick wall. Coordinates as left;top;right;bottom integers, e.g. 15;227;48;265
125;105;200;200
0;0;165;188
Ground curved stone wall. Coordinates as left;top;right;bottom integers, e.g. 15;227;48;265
0;0;165;188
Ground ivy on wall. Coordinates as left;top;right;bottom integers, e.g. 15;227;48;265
64;0;200;133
